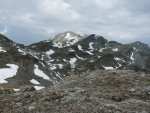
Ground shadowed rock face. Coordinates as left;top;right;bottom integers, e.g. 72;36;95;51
0;70;150;113
0;32;150;89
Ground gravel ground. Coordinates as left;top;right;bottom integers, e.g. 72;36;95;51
0;70;150;113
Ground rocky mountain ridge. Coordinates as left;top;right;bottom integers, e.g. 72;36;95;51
0;32;150;90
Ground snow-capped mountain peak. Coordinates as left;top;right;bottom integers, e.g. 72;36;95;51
52;31;84;48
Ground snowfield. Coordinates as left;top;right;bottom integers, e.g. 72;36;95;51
34;64;51;81
30;79;40;85
0;64;19;83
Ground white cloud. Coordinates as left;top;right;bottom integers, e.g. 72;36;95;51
18;13;34;24
0;0;150;44
37;0;80;21
94;0;118;9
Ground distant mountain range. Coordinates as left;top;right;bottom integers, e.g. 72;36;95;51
0;31;150;90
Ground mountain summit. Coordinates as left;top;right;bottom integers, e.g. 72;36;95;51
52;31;84;47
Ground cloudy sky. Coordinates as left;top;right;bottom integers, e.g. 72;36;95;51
0;0;150;44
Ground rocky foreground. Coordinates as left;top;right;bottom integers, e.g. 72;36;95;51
0;70;150;113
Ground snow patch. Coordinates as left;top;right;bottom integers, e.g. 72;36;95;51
34;86;45;90
55;72;63;80
34;65;51;81
46;49;55;56
30;79;40;85
116;63;122;69
27;51;40;59
0;47;6;52
57;64;63;69
78;45;83;51
89;42;94;50
114;57;121;61
53;42;63;48
98;56;101;58
53;32;81;47
86;51;94;55
130;47;137;63
49;65;57;70
130;52;135;62
76;55;86;60
49;63;63;70
64;33;73;40
103;66;114;70
64;33;80;46
0;64;19;83
99;48;106;52
112;48;118;52
17;48;27;55
69;58;77;68
13;88;20;92
69;49;75;52
114;57;125;62
63;59;67;62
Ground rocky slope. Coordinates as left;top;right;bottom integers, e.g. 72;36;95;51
0;70;150;113
0;32;150;90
